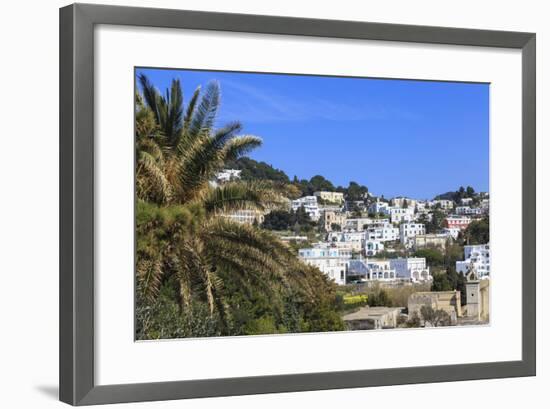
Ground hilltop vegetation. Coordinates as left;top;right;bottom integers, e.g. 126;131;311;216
225;157;290;183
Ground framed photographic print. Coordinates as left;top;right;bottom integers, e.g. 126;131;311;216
59;3;536;406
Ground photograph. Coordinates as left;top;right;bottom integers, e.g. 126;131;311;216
135;67;490;340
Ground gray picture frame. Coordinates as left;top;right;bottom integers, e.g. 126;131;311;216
59;3;536;406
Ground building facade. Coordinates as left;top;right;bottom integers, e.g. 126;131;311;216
388;207;414;224
456;243;490;279
215;169;242;183
298;247;352;285
366;224;399;242
444;215;472;230
314;191;344;204
390;257;431;282
391;197;417;209
364;240;384;256
430;199;454;210
323;210;346;232
291;196;321;221
225;209;264;225
347;259;397;281
368;200;389;215
399;222;426;245
455;206;483;216
412;233;449;250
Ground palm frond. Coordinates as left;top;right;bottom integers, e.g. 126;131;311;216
136;151;173;203
136;256;163;303
221;135;262;162
186;81;220;142
183;86;201;134
165;78;184;145
138;73;162;125
200;181;285;215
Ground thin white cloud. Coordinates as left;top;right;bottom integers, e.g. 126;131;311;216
216;78;421;124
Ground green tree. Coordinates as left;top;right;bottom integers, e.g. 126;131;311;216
414;248;444;267
420;306;451;327
463;216;489;244
346;181;368;201
309;175;336;192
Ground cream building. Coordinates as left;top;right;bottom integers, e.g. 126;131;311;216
323;210;346;232
314;191;344;204
412;233;450;250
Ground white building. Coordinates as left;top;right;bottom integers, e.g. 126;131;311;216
326;231;365;252
456;243;490;279
314;191;344;204
298;247;352;285
215;169;241;183
399;222;426;246
460;197;474;205
291;196;321;221
455;206;483;216
388;207;414;224
441;227;461;240
390;257;431;282
430;199;454;210
368;200;389;215
366;224;399;242
415;201;428;212
344;217;390;231
364;240;384;256
391;197;417;209
225;209;264;225
347;259;397;281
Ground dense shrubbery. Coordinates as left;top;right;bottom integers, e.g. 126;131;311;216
225;157;290;183
261;206;317;232
463;216;489;245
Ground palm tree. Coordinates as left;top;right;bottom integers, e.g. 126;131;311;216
135;74;330;336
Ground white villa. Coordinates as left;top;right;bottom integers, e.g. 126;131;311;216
390;257;431;282
291;196;321;221
368;200;389;215
225;209;264;225
391;197;417;209
344;217;390;231
430;199;454;210
298;247;352;285
388;207;414;224
364;240;384;256
456;243;490;279
455;206;483;216
215;169;241;183
442;227;461;240
399;222;426;246
366;224;399;242
347;259;397;282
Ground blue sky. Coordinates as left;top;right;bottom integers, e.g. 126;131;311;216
136;67;489;199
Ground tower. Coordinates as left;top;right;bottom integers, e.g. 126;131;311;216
465;262;480;320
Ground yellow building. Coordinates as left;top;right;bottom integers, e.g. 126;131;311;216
314;191;344;204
